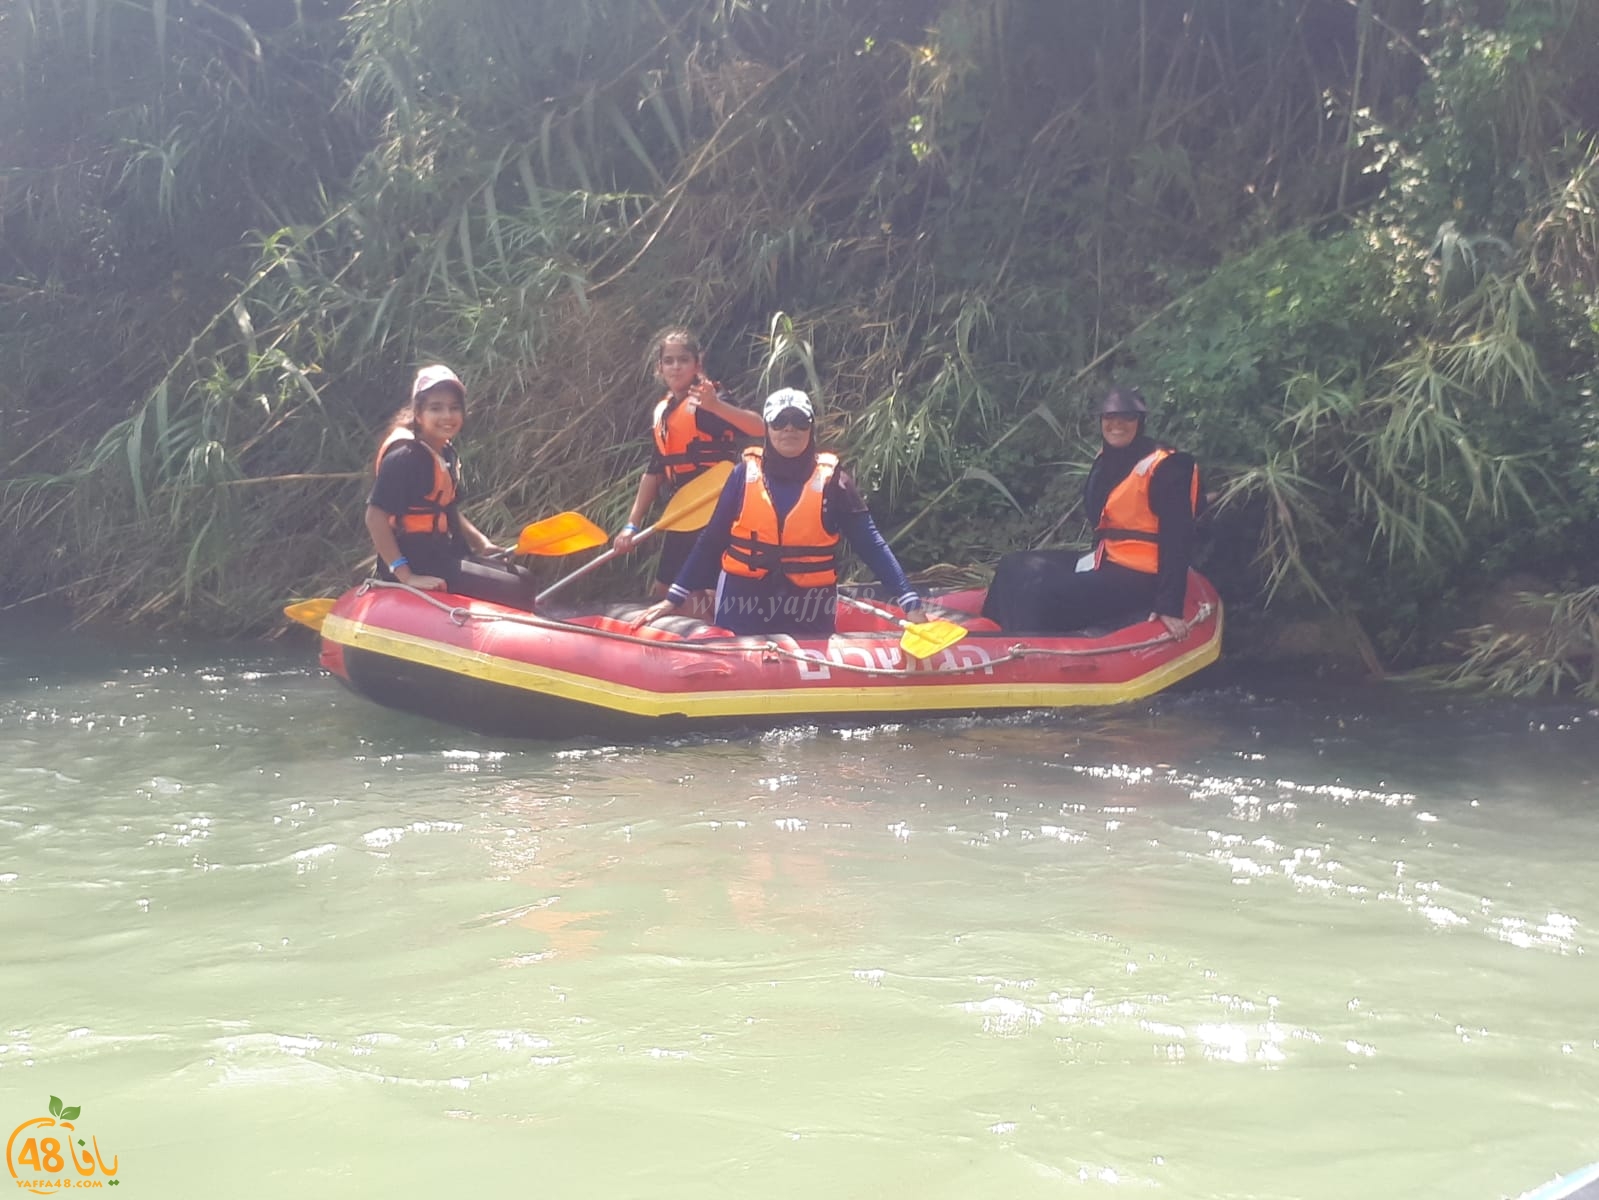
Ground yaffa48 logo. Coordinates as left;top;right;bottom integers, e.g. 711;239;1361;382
6;1095;121;1193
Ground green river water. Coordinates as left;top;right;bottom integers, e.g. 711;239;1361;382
2;615;1596;1199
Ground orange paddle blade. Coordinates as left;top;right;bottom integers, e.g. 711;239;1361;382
514;512;610;556
283;597;337;632
654;460;734;533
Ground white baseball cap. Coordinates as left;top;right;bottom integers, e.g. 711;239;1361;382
412;364;465;400
762;387;814;424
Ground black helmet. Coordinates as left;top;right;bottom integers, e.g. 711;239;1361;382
1099;387;1148;416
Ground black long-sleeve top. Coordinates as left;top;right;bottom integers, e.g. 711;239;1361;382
1085;440;1202;618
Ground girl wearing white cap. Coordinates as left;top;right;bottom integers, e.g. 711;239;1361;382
364;364;534;608
636;389;925;636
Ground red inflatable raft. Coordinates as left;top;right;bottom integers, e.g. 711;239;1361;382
315;572;1222;736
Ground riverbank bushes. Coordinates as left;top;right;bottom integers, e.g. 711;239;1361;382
2;0;1597;690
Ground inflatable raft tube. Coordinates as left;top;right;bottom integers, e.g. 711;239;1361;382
314;572;1223;737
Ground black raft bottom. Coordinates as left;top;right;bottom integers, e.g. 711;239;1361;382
336;643;1040;741
339;645;700;739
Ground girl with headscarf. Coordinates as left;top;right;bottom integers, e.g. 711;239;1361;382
635;388;925;636
982;387;1203;636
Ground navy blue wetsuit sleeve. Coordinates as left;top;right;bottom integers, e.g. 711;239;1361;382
1149;452;1200;617
834;509;920;609
665;463;746;603
825;471;919;609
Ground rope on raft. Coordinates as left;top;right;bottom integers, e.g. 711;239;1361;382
350;581;1212;680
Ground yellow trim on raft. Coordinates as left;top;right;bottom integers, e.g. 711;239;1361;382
322;608;1222;720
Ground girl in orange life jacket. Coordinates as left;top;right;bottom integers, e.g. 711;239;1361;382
634;389;927;636
364;364;535;610
981;387;1204;637
612;328;765;601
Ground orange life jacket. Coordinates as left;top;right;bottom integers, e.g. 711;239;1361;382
653;390;740;484
374;428;458;536
722;448;841;587
1094;447;1199;574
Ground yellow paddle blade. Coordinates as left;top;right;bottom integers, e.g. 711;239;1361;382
899;618;967;660
655;460;734;533
515;511;610;556
283;597;337;632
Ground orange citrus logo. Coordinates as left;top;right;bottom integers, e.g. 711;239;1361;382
5;1096;120;1193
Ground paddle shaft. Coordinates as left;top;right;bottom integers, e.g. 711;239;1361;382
837;593;918;631
534;522;658;604
535;462;733;605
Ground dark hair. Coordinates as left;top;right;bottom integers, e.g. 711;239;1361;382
647;327;703;382
379;377;466;451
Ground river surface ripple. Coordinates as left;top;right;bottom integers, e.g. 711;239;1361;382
1;622;1596;1198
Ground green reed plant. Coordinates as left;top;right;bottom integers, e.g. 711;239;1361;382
2;0;1597;665
1454;585;1599;697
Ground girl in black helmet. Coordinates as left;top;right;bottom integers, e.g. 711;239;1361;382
982;387;1203;637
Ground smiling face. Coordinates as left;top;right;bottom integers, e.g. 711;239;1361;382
414;384;465;450
657;339;701;397
1100;413;1140;450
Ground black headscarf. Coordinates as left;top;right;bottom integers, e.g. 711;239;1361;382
760;430;819;484
1082;425;1158;525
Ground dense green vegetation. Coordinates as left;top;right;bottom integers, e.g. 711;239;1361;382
3;0;1597;689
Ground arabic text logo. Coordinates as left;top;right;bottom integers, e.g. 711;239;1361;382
6;1096;120;1193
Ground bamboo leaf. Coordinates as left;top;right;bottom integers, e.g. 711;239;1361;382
362;278;403;353
127;407;149;515
482;180;506;273
645;85;684;155
457;205;477;295
152;380;172;471
605;97;663;187
1030;402;1065;439
192;0;261;60
153;0;167;68
233;301;257;357
958;467;1023;513
538;109;557;183
272;353;324;408
515;150;547;224
561;121;592;193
